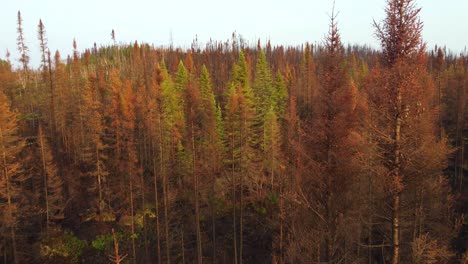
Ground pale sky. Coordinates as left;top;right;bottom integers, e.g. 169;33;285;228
1;0;467;68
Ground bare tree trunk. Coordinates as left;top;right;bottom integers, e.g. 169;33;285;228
368;177;373;264
192;118;203;264
47;51;56;141
159;114;171;264
163;154;170;264
109;228;128;264
140;162;149;263
392;83;403;264
231;128;238;264
456;83;466;191
77;96;85;162
209;130;217;263
96;145;103;213
316;243;321;263
438;72;442;139
7;184;18;264
154;116;162;263
153;151;162;264
239;121;243;264
460;139;465;192
392;194;400;264
211;181;216;263
129;172;137;264
181;228;185;264
279;170;284;264
3;242;7;264
38;128;50;235
1;127;18;264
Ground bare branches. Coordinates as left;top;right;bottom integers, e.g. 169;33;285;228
374;0;424;66
108;229;127;264
16;11;29;73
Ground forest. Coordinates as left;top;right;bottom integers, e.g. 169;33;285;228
0;0;467;263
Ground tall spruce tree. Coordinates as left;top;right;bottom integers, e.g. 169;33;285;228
373;1;454;262
0;90;24;264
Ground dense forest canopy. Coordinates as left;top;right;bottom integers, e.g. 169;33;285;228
0;0;467;263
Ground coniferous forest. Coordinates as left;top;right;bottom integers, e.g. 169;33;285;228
0;0;467;263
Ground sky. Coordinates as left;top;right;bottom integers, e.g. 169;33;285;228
1;0;467;68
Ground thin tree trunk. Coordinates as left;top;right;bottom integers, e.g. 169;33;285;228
129;172;137;264
4;183;18;264
418;191;424;237
163;143;171;264
209;127;217;262
140;131;149;262
181;228;185;264
239;119;243;264
10;223;18;264
110;228;128;264
78;97;85;162
457;83;466;191
191;117;203;264
317;243;321;263
211;179;216;263
153;150;162;264
47;51;56;142
154;116;162;263
392;194;400;264
159;114;170;264
3;241;6;264
438;73;442;139
1;127;18;264
96;144;103;213
140;162;149;263
368;177;373;264
231;128;238;264
392;83;403;264
412;190;421;242
460;139;465;192
279;171;284;264
39;129;50;235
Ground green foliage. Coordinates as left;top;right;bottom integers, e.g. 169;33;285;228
272;71;288;119
0;15;461;263
20;111;40;121
233;50;250;88
266;192;279;205
175;60;188;92
253;50;274;112
199;65;213;102
233;50;254;106
254;204;267;215
92;234;114;251
39;231;87;264
0;59;11;69
161;64;185;143
225;51;256;164
199;64;225;154
100;211;116;222
262;107;280;152
135;208;156;228
215;104;225;144
262;106;281;183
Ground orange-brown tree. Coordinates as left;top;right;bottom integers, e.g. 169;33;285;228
36;124;64;234
0;90;25;264
285;9;365;263
80;75;108;214
373;0;454;262
297;42;317;114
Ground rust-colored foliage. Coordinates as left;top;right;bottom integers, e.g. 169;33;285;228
0;4;463;263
